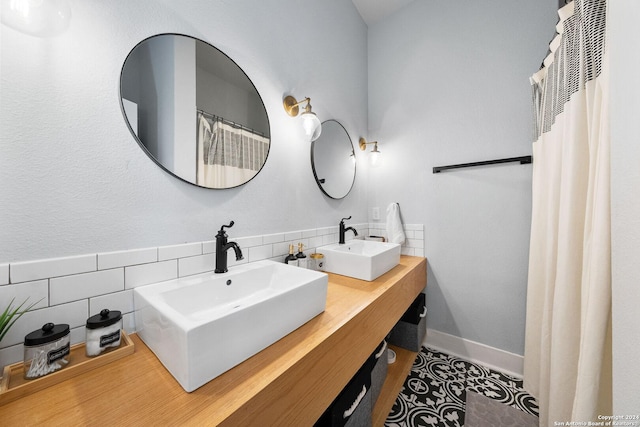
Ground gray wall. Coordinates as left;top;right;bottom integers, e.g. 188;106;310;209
610;0;640;414
0;0;369;262
366;0;558;355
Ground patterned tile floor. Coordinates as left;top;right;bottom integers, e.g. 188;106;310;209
385;347;539;427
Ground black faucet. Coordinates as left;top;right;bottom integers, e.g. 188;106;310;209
215;221;244;273
339;216;358;244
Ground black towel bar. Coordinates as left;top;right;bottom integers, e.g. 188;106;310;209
432;156;532;174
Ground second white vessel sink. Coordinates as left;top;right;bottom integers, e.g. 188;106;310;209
133;260;328;392
317;240;401;281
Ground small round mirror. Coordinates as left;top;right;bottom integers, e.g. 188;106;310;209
311;120;356;199
120;34;270;189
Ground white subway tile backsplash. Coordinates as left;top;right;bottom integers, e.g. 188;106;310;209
125;260;177;289
263;233;285;244
404;224;424;231
158;242;202;261
401;247;415;256
202;240;215;254
322;234;338;245
0;280;48;309
0;263;8;285
353;224;368;235
50;268;124;306
10;254;96;283
317;226;337;236
406;238;424;249
98;247;157;270
284;231;302;241
89;290;134;316
227;256;248;268
0;344;22;372
235;235;263;248
0;300;88;347
178;253;216;277
123;312;136;334
248;244;273;262
272;242;290;258
301;229;317;238
307;236;324;250
70;326;86;346
365;223;424;244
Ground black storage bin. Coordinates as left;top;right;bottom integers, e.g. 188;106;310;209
400;292;426;324
315;358;374;427
389;293;427;352
370;340;388;405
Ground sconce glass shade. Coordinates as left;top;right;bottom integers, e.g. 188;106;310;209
301;111;322;142
370;143;381;167
283;95;322;142
359;137;381;167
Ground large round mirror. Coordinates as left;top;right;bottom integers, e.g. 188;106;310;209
311;120;356;199
120;34;270;189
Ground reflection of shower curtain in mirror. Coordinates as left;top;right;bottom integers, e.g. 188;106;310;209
197;112;269;188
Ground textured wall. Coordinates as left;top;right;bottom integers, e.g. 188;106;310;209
0;0;369;263
366;0;558;355
610;0;640;414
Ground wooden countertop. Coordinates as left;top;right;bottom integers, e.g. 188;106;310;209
1;256;427;426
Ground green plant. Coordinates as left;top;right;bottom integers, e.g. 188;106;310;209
0;297;41;343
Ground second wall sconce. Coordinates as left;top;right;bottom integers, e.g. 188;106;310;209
359;137;381;167
283;95;322;142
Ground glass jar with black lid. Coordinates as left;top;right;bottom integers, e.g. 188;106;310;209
23;323;70;379
85;309;122;357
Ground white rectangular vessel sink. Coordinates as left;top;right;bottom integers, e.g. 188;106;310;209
317;240;401;281
133;260;328;392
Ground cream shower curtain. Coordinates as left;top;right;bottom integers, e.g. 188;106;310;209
524;1;611;425
197;112;269;188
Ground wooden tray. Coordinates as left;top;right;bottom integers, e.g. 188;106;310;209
0;330;134;406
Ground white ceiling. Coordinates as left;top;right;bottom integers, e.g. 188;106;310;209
351;0;416;26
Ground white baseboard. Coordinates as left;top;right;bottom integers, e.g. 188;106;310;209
423;328;524;378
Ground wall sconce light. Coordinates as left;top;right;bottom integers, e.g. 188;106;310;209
283;95;322;142
359;137;381;167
